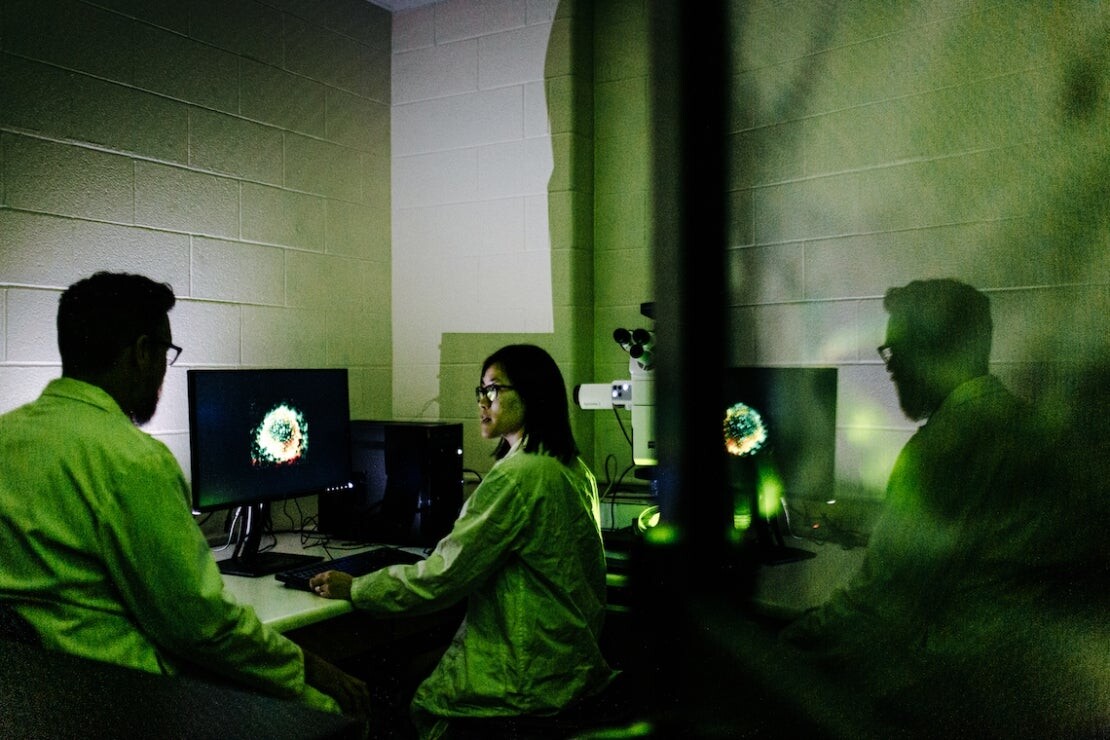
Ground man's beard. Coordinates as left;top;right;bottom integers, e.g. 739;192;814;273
893;367;944;422
131;385;162;426
895;380;931;422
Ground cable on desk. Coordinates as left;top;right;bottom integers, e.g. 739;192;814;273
211;507;243;554
273;496;314;534
784;499;870;550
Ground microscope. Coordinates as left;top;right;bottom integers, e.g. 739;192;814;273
574;302;657;468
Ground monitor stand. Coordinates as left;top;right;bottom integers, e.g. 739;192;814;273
754;511;817;566
217;502;323;577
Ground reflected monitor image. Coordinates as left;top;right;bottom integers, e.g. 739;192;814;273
723;366;837;564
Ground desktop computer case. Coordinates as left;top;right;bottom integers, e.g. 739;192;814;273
319;420;464;547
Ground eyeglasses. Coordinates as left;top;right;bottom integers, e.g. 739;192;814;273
152;339;183;366
877;344;894;364
475;383;514;404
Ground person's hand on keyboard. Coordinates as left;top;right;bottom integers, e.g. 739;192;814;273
309;570;353;600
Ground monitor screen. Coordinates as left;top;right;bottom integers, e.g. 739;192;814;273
723;366;837;564
187;368;354;513
723;366;837;503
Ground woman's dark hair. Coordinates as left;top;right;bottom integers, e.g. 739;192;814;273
482;344;579;464
58;271;176;377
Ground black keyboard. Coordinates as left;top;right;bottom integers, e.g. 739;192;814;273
275;546;424;591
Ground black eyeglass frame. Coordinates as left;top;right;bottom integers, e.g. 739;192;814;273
151;339;183;366
475;383;515;404
877;344;894;364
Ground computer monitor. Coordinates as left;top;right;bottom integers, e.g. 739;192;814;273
723;366;837;564
187;368;354;576
318;420;464;547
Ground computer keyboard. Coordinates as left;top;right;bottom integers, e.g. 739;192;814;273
275;546;424;591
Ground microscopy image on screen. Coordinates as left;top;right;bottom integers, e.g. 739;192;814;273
251;403;309;467
188;369;351;512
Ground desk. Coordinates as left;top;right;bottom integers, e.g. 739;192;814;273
603;529;867;619
218;536;459;667
217;536;425;632
221;561;354;632
751;536;867;619
219;533;867;676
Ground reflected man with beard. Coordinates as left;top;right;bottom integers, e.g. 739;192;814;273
780;278;1095;735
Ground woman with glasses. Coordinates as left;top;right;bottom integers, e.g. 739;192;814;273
311;344;617;738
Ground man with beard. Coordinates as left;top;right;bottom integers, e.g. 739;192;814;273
779;278;1091;735
0;271;370;719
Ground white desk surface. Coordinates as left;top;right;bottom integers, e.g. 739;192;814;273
218;532;867;632
217;535;425;633
221;569;352;633
752;536;867;617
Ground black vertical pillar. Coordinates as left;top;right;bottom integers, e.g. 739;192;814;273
651;1;732;562
648;0;728;559
628;0;756;731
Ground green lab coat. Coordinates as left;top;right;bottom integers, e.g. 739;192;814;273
350;438;617;726
0;377;337;713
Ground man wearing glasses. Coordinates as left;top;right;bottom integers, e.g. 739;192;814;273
779;278;1095;735
0;271;369;720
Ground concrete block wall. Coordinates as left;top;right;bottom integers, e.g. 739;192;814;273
727;1;1110;502
590;0;653;489
5;0;1103;532
0;0;393;479
391;0;596;475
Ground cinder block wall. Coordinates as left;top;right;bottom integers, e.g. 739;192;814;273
0;1;393;482
391;0;597;476
590;0;653;490
727;1;1110;504
6;0;1103;536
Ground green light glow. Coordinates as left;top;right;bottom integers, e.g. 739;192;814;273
757;458;784;519
644;521;680;545
575;720;655;738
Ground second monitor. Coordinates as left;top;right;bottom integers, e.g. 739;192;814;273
318;420;464;547
724;366;838;564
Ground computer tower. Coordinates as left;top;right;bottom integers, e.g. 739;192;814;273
319;420;464;547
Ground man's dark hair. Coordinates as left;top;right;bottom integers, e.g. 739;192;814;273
482;344;579;464
883;278;992;373
58;271;176;376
